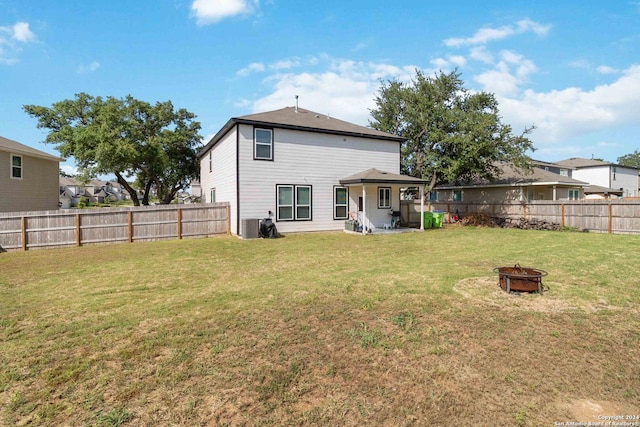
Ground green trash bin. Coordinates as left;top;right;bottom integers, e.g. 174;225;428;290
432;212;445;228
422;211;433;229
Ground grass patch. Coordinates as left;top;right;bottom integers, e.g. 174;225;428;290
1;228;639;425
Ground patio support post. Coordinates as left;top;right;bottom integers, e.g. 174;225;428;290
362;184;367;234
420;186;425;230
553;185;557;201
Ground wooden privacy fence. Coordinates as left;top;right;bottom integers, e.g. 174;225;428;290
0;203;230;251
401;199;640;235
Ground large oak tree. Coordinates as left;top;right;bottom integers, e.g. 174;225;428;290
370;70;535;191
24;93;201;205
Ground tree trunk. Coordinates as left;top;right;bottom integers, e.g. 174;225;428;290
114;172;140;206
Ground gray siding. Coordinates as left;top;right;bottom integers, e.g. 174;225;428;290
200;127;238;233
237;124;400;233
0;150;59;213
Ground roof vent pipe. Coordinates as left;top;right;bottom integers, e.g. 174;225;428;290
295;95;299;113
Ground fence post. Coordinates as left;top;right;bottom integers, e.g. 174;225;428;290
608;203;613;234
226;204;231;235
128;211;133;243
561;203;565;227
21;216;27;251
76;213;82;246
177;208;182;240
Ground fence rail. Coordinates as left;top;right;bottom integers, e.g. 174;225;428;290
0;203;230;251
400;199;640;235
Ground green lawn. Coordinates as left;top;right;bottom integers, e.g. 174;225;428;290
1;227;639;426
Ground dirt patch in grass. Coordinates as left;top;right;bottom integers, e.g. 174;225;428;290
557;398;639;422
454;276;628;314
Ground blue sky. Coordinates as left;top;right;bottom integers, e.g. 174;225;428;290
2;0;640;174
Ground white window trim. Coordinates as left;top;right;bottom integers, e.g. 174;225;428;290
568;189;579;200
295;186;312;220
277;184;312;221
334;186;348;220
276;184;294;221
10;154;23;180
254;128;273;161
378;187;391;209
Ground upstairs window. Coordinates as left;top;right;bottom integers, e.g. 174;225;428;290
254;128;273;160
453;190;463;202
378;187;391;209
560;169;568;177
208;151;212;173
11;154;23;179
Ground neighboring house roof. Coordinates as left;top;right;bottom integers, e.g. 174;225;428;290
435;163;589;189
339;168;428;185
555;157;637;170
584;185;624;195
0;135;62;162
199;106;405;157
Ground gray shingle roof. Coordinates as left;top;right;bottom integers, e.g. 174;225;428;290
339;168;428;185
199;107;404;157
554;157;611;168
435;163;589;189
0;135;62;162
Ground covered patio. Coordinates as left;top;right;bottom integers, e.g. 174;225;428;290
339;168;428;234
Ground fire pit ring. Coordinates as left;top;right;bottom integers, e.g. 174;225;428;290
493;263;548;294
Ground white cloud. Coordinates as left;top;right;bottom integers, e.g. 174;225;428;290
498;65;640;146
11;22;35;42
191;0;257;25
77;61;100;74
60;164;79;176
473;50;538;97
444;18;550;47
431;55;467;70
237;62;265;76
597;65;618;75
247;57;418;125
0;21;35;64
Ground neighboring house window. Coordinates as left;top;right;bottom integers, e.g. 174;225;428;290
277;184;312;221
612;166;616;181
210;188;216;203
428;191;438;201
527;188;534;202
334;186;348;220
208;151;212;173
254;128;273;160
378;187;391;209
568;189;579;200
11;154;22;179
537;192;545;200
453;190;463;202
560;169;568;177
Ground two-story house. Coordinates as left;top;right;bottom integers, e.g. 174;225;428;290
0;135;61;213
198;107;427;236
555;158;639;198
